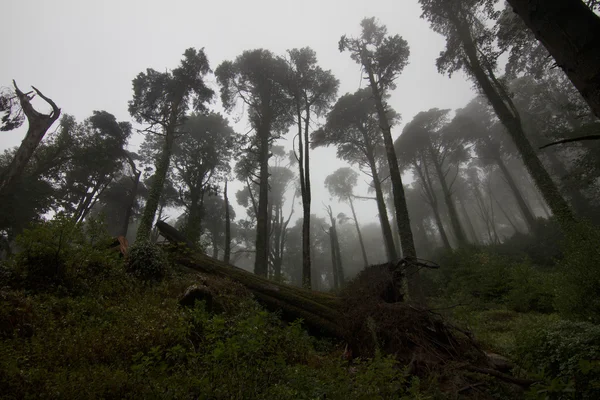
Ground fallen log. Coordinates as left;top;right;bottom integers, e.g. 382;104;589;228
156;221;535;390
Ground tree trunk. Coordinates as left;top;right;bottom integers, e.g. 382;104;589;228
366;70;422;302
427;140;467;246
348;197;369;268
454;16;576;232
224;180;231;264
294;104;313;289
544;150;590;217
366;147;398;261
121;166;141;238
328;227;339;289
136;131;175;242
254;127;270;277
458;195;478;244
506;0;600;119
494;153;536;231
185;192;203;245
332;223;344;286
416;159;452;250
0;82;60;199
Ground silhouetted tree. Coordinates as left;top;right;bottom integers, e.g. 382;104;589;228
216;49;292;277
129;48;214;242
312;88;397;262
419;0;576;232
325;168;369;267
286;47;339;288
340;18;422;300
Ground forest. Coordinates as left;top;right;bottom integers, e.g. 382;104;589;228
1;0;600;398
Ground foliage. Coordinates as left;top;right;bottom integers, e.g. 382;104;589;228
126;241;169;282
514;319;600;399
1;249;427;399
553;222;600;322
2;215;118;293
431;247;556;314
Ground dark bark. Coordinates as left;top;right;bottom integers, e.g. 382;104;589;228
506;0;600;119
427;140;467;245
328;227;339;289
415;158;452;250
332;223;344;285
254;126;270;277
365;147;398;261
454;16;576;231
224;180;231;264
121;155;141;237
366;70;422;302
296;104;312;289
348;197;369;268
137;131;175;242
0;82;60;198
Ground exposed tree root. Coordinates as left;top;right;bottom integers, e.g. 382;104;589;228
157;221;535;395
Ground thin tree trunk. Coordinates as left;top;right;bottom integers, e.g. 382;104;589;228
348;197;369;267
366;70;422;302
224;180;231;264
296;103;312;289
506;0;600;119
491;190;521;234
428;140;467;245
417;160;452;250
332;223;344;286
0;82;60;198
328;227;339;289
458;195;478;244
454;15;576;231
495;152;536;231
366;148;398;261
254;127;270;277
136;131;175;242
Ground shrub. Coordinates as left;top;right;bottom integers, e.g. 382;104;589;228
126;241;168;281
5;215;118;293
553;222;600;322
514;319;600;399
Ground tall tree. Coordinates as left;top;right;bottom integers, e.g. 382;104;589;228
216;49;293;277
169;112;235;244
400;108;469;246
325;205;345;288
223;180;232;264
503;0;600;119
340;18;422;300
453;98;537;231
419;0;576;232
0;81;60;199
129;48;214;242
312;88;397;262
325;168;369;267
286;47;339;289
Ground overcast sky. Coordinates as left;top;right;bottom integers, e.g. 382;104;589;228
1;0;477;226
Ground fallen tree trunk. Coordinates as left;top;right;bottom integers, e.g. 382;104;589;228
157;221;535;390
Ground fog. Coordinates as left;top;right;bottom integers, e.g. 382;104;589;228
1;0;599;289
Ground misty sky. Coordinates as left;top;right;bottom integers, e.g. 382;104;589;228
1;0;477;225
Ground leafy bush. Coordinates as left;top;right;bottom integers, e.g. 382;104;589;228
4;215;119;293
126;241;168;281
514;319;600;399
553;222;600;322
430;247;556;313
